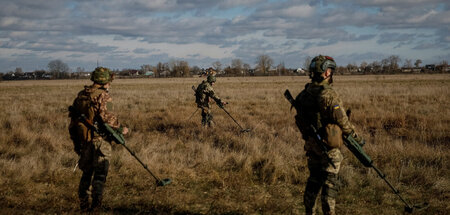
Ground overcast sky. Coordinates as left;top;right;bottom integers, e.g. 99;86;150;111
0;0;448;72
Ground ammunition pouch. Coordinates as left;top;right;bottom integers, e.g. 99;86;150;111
324;124;343;148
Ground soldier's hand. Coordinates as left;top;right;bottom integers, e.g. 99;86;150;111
122;127;129;135
217;101;226;108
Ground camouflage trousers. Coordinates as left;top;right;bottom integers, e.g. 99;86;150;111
201;107;214;127
303;138;343;215
78;137;112;210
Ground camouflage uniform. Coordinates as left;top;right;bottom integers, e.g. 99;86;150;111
195;79;223;127
296;79;360;215
69;84;122;211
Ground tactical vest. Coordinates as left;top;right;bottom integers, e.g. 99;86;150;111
295;83;343;148
69;87;105;151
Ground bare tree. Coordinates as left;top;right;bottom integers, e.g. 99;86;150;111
179;60;190;77
231;59;243;75
403;59;412;68
243;63;251;76
388;55;401;71
414;59;422;68
303;56;312;70
256;54;273;75
212;61;222;73
277;62;288;76
360;61;368;70
48;59;70;79
14;67;23;76
140;64;152;73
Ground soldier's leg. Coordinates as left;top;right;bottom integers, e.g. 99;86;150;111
304;153;325;215
78;168;93;211
78;143;95;211
321;148;343;215
206;111;214;127
91;139;112;209
201;109;208;126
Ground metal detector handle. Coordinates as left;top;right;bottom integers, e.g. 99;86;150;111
118;142;163;183
221;107;244;130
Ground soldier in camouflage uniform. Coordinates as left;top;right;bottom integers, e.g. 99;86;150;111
294;55;364;215
195;74;227;127
69;67;128;211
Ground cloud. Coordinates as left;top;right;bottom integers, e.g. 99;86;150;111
0;0;448;72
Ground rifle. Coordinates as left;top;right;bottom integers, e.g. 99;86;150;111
284;89;335;168
68;106;171;187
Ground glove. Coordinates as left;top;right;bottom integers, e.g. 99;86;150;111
217;101;226;108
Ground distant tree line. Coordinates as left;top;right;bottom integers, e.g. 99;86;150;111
1;55;448;81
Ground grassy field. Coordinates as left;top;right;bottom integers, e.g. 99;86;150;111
0;74;448;214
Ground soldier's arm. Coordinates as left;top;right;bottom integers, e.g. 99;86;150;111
205;85;222;104
95;91;122;131
322;89;356;136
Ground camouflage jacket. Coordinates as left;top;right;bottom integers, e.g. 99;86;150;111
295;80;355;137
77;85;121;130
195;81;222;108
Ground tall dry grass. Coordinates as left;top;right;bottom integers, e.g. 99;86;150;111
0;74;448;214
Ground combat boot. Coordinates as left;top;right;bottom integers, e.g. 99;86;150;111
79;196;89;212
90;195;103;212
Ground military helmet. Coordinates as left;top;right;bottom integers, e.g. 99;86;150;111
207;75;216;83
91;67;113;84
309;55;336;76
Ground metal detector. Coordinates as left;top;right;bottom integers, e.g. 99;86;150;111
220;107;251;132
118;142;172;187
69;106;171;187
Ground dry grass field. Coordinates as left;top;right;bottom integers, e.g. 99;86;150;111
0;74;448;214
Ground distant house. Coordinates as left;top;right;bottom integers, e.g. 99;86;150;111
159;71;170;77
128;70;140;76
144;71;154;76
24;72;36;79
296;68;306;74
425;64;435;71
403;68;422;73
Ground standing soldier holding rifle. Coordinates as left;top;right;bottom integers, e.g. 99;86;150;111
68;67;129;211
286;55;364;215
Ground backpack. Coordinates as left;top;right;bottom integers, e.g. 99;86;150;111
68;86;104;154
295;83;321;140
195;82;206;107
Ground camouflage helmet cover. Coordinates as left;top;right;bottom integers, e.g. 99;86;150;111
207;75;216;83
91;67;113;84
309;55;336;78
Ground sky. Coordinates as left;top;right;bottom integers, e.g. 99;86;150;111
0;0;449;73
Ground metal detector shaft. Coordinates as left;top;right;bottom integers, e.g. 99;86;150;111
371;164;413;210
119;143;162;183
187;108;199;121
221;107;245;130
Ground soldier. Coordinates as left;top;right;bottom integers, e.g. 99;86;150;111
294;55;364;215
194;72;227;127
69;67;128;211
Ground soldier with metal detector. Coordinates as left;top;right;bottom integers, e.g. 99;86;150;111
69;67;171;212
68;67;129;211
194;71;227;127
285;55;427;214
285;55;363;215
